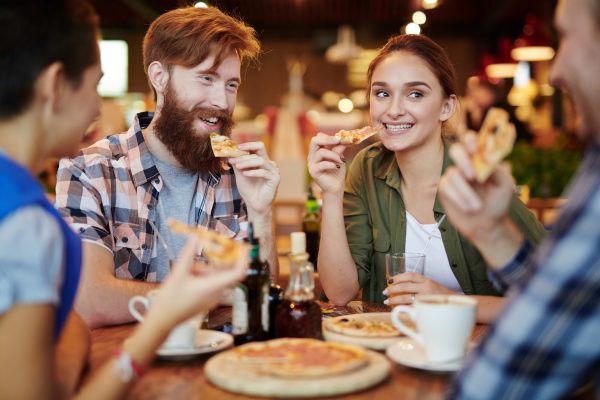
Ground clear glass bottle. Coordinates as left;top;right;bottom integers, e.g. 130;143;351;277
274;232;322;339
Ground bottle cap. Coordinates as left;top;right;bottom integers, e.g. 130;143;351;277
290;232;306;255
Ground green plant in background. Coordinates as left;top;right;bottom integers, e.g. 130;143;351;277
509;139;582;198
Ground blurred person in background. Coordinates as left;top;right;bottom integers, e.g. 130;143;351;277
0;1;247;398
441;0;600;397
461;75;534;143
55;6;280;328
307;34;545;324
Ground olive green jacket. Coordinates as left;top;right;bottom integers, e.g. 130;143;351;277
344;141;546;304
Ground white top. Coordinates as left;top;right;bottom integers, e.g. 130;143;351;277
405;212;463;294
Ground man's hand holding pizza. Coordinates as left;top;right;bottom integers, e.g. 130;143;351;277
228;141;280;216
439;116;524;269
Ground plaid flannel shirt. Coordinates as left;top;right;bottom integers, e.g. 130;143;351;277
448;142;600;399
55;112;247;282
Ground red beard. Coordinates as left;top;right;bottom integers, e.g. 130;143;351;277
153;85;234;174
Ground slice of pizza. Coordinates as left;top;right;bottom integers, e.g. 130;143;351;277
335;125;382;145
167;218;244;268
210;133;249;158
471;108;516;182
232;338;369;379
326;317;400;338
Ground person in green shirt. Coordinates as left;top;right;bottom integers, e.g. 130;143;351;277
307;34;545;323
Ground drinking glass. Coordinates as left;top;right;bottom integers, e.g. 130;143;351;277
385;252;425;299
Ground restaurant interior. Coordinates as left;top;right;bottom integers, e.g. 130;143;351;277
57;0;577;239
29;1;594;398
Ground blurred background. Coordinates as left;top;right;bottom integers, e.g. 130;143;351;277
45;0;577;231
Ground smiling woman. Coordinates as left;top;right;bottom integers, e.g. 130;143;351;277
307;34;546;324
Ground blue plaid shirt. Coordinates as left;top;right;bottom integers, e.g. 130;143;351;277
449;142;600;399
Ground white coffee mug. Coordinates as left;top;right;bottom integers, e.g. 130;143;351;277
128;290;198;350
391;294;477;363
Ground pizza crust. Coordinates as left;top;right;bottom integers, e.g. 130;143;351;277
232;338;369;379
210;133;250;158
335;125;382;145
471;108;516;182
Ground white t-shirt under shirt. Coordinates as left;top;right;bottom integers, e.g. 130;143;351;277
405;211;463;294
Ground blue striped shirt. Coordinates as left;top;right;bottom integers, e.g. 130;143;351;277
449;142;600;399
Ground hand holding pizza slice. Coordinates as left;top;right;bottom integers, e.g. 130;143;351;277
167;218;245;269
471;108;516;182
335;125;382;145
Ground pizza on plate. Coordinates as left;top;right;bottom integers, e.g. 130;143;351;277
167;219;244;267
210;133;249;158
335;125;382;145
471;108;516;182
232;338;369;379
326;317;400;338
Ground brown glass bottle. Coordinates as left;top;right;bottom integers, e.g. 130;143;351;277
302;190;320;271
274;232;322;339
232;223;270;345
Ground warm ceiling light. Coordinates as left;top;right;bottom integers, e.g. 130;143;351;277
412;11;427;25
511;15;555;61
322;91;342;108
338;98;354;113
485;63;517;79
512;46;555;62
405;23;421;35
422;0;439;10
325;25;362;64
194;2;208;8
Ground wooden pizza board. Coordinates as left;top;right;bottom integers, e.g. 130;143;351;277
205;346;391;398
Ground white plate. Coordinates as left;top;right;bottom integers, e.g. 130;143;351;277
156;329;233;360
323;313;404;350
386;337;467;372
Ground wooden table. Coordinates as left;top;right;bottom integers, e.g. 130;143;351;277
86;302;488;400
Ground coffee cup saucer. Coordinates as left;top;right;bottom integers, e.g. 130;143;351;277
156;329;233;360
386;337;472;373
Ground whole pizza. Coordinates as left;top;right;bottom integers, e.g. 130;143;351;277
232;338;369;379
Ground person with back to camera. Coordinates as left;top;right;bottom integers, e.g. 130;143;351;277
307;34;545;323
442;0;600;397
0;1;247;398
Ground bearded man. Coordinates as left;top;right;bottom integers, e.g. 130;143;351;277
56;6;280;328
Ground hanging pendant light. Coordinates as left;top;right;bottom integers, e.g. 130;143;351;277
511;14;555;62
325;25;362;64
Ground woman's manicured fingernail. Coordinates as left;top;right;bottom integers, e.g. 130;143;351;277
382;288;388;296
383;299;389;305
